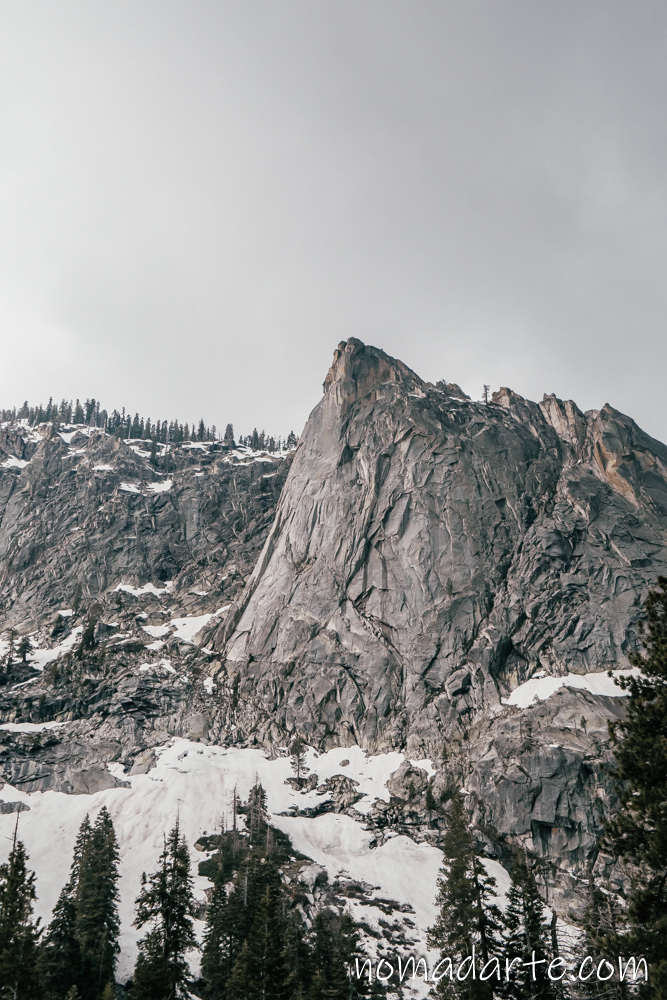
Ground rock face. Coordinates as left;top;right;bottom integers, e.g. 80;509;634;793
0;429;290;627
213;338;667;754
0;429;292;793
2;340;667;915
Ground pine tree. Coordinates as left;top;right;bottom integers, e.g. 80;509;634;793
132;928;173;999
569;867;626;999
246;782;268;844
74;808;121;999
41;812;96;991
603;576;667;997
132;820;198;1000
17;635;33;664
290;736;307;781
200;844;230;999
500;850;554;1000
0;828;41;999
309;911;353;1000
40;885;82;999
225;884;290;1000
284;908;312;997
427;790;502;999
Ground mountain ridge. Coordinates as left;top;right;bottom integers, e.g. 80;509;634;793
209;337;667;755
0;337;665;925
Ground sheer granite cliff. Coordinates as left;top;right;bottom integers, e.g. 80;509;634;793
211;337;667;753
2;340;667;911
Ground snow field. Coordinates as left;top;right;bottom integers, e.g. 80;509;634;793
0;739;450;984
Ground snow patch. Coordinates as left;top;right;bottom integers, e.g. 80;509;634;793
0;722;67;733
170;615;213;644
1;456;30;469
503;667;642;708
119;482;141;494
169;606;230;645
141;625;170;638
0;721;67;733
146;480;173;493
30;627;84;670
138;659;176;675
94;464;113;471
114;581;173;598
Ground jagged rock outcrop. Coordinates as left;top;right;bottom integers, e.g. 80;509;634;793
212;337;667;752
202;338;667;888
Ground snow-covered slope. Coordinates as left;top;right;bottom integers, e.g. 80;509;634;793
0;738;511;990
0;744;434;980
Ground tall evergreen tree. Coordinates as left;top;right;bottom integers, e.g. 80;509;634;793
604;576;667;997
427;790;502;999
309;911;353;1000
569;868;626;999
75;807;121;1000
17;634;32;664
290;737;307;781
225;884;290;1000
284;909;312;998
500;850;554;1000
0;829;41;999
132;820;198;1000
40;885;82;999
41;811;120;999
200;854;229;1000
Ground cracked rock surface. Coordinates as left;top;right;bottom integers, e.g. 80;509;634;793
2;339;667;914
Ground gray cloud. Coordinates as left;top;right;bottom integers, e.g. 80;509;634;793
0;1;665;441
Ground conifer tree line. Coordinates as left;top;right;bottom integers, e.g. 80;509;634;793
1;398;298;453
0;786;380;999
426;788;557;1000
191;782;384;1000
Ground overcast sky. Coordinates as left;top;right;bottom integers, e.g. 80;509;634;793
1;2;666;442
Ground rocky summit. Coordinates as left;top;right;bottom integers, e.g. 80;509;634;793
213;338;667;759
1;337;666;948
